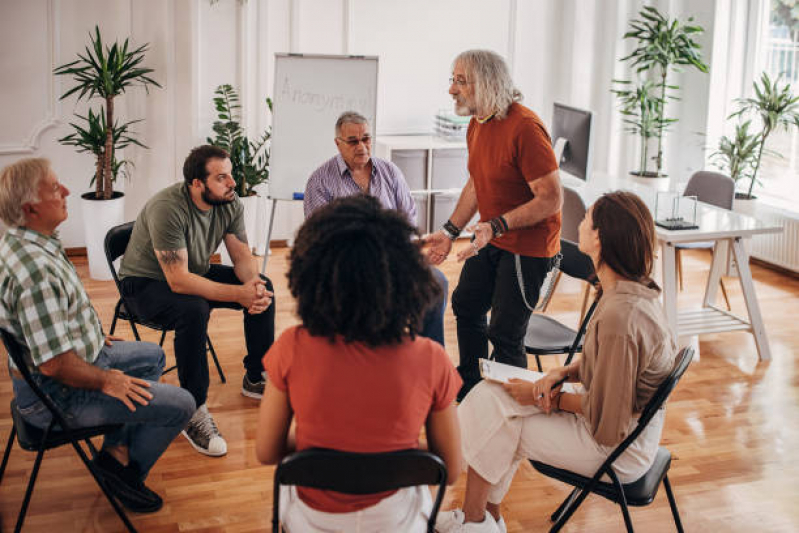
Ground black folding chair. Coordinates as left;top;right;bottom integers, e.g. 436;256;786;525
525;239;599;371
0;329;137;533
530;346;694;533
272;448;448;533
104;222;226;383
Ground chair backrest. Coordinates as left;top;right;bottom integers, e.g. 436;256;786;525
104;222;135;288
561;186;587;243
1;329;72;432
559;239;596;284
683;171;734;210
600;346;694;471
272;448;448;533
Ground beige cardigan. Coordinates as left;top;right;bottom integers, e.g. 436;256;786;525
579;280;677;447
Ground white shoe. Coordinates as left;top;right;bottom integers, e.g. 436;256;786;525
182;404;227;456
435;509;501;532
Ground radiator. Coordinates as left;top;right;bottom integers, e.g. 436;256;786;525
743;202;799;274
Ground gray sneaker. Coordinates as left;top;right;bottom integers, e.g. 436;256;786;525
182;404;227;457
241;374;265;400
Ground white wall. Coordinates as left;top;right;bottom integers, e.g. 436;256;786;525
0;0;721;246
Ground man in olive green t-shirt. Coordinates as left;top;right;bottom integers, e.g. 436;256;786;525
119;145;275;457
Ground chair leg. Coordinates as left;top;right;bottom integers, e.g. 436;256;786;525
158;329;167;347
719;278;731;311
579;284;591;326
542;271;562;312
0;423;16;483
535;355;543;372
70;438;138;532
676;249;684;291
663;475;685;533
550;487;580;523
127;319;142;342
610;469;634;533
207;337;226;383
110;304;120;336
550;486;590;533
15;446;46;533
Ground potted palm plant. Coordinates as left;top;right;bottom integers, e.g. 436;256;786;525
207;84;271;255
729;72;799;201
614;6;709;177
612;79;667;179
711;120;763;198
54;26;160;279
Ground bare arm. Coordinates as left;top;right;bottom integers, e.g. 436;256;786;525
255;378;294;464
155;248;265;309
224;232;259;283
40;351;153;412
425;404;463;485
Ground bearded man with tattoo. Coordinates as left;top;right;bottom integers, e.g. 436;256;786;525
119;145;275;457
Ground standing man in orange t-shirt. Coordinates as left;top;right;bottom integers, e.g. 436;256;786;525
426;49;562;402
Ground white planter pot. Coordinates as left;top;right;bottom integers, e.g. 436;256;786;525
732;194;758;217
81;192;125;281
219;193;260;266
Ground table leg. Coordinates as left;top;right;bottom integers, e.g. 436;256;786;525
731;237;771;361
660;241;678;336
703;240;726;308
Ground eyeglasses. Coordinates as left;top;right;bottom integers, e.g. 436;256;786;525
449;77;473;87
337;135;372;147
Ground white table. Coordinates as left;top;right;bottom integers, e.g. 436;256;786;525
573;176;783;361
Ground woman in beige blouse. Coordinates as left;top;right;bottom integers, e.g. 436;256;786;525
436;191;678;533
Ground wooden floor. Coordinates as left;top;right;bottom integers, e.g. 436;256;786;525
1;243;799;532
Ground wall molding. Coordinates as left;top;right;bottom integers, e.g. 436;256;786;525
0;0;61;155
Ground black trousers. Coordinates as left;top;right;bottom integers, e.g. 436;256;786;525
120;265;275;407
451;244;554;400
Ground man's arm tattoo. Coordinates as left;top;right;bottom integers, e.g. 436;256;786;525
157;250;182;266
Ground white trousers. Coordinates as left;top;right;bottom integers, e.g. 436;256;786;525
458;379;664;504
278;485;433;533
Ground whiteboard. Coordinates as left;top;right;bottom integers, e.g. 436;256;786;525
269;54;379;200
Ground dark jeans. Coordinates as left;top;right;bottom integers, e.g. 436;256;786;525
421;267;448;347
120;265;275;407
451;244;555;400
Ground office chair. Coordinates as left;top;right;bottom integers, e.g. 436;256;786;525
0;329;137;533
272;448;448;533
525;239;599;372
531;346;694;532
677;171;735;310
104;222;226;383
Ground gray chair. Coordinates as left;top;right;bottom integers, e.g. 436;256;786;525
542;186;594;324
677;171;735;310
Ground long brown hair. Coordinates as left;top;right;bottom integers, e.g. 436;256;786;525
591;191;659;290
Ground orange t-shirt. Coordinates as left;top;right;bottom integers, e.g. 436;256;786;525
263;325;462;513
467;102;561;257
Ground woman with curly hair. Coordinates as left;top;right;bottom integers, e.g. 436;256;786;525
436;191;678;533
256;195;462;532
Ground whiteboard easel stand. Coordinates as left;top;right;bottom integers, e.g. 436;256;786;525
260;197;279;275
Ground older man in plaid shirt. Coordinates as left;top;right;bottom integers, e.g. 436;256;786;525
0;158;195;513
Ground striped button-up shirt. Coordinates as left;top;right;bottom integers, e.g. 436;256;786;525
304;154;418;226
0;227;104;372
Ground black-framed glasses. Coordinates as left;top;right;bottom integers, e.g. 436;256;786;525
449;77;472;87
337;135;372;147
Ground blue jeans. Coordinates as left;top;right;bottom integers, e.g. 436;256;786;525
421;267;448;347
12;341;196;478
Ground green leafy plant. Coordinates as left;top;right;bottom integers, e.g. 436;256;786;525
730;72;799;198
612;80;671;176
711;120;763;191
206;84;272;197
58;107;145;189
54;25;160;199
614;6;709;176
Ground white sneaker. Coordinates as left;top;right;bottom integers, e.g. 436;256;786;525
182;404;227;457
435;509;501;532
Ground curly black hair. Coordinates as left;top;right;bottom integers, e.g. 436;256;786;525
289;195;442;346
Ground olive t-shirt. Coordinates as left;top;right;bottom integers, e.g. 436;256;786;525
119;183;246;281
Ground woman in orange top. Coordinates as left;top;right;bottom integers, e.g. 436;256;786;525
256;195;463;532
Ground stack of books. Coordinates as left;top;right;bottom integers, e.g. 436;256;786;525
434;111;470;141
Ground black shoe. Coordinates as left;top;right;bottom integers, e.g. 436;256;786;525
92;451;163;513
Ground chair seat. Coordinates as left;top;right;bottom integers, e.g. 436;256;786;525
116;300;172;333
531;446;672;507
675;241;713;250
524;315;582;355
11;400;123;452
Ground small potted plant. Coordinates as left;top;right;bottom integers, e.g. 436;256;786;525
711;120;763;200
54;26;160;279
614;6;709;177
728;72;799;201
207;84;271;254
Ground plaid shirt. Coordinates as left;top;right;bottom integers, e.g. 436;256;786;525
0;227;103;372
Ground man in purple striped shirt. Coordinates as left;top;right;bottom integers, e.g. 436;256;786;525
304;111;448;346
